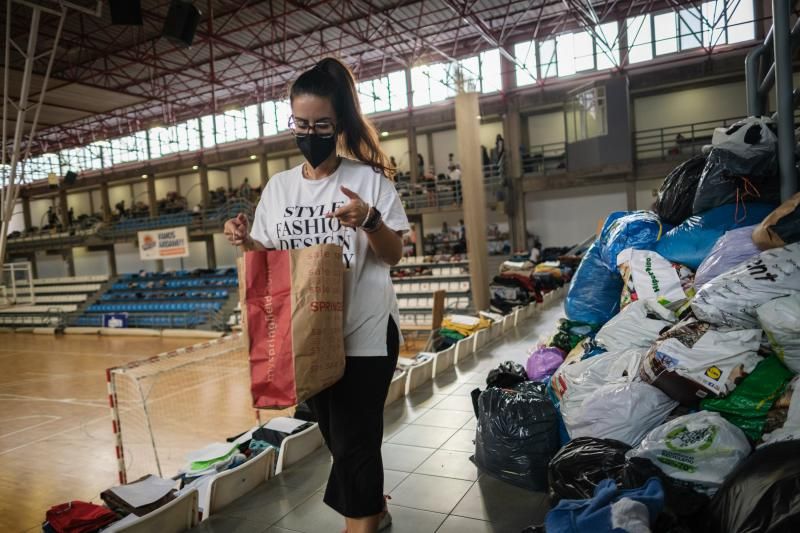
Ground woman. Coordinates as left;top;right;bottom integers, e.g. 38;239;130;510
224;57;408;533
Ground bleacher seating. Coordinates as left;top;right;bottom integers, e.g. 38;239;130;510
0;275;109;327
72;268;237;330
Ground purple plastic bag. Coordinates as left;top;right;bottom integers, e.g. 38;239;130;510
527;346;566;382
694;225;760;289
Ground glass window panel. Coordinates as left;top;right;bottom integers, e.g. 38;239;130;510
200;115;216;147
480;49;501;93
244;104;260;139
275;100;290;132
428;63;452;103
514;40;537;86
357;80;376;114
411;65;431;107
573;31;595;71
678;7;703;50
261;102;278;136
556;33;576;76
654;12;678;54
458;55;480;92
539;39;558;78
373;76;390;112
703;0;726;46
726;0;755;43
595;22;620;69
388;70;408;110
627;15;653;63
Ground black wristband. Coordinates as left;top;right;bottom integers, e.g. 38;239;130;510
362;206;382;232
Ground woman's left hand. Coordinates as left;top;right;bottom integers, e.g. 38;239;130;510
327;186;370;228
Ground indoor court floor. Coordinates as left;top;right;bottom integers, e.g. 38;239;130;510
0;333;211;532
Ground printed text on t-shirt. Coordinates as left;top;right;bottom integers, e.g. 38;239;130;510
275;201;355;269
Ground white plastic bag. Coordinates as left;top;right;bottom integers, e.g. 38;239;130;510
756;294;800;373
595;299;676;353
694;225;760;289
552;349;643;429
639;324;761;405
692;243;800;329
760;376;799;447
567;382;678;446
617;248;695;312
626;411;751;494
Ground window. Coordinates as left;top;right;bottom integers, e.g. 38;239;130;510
479;49;502;93
726;0;755;43
702;0;726;47
109;132;148;165
678;7;703;50
539;39;558;78
213;106;259;145
458;55;481;92
387;70;408;110
514;40;537;86
595;22;620;69
573;31;595;72
627;15;654;63
565;87;607;143
200;114;216;148
556;33;577;77
148;118;202;158
411;62;455;107
262;100;291;137
654;12;678;55
357;70;407;114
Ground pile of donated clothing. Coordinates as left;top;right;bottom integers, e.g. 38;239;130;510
491;259;570;314
467;117;800;533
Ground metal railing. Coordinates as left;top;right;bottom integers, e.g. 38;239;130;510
635;109;800;162
522;142;567;176
396;164;506;211
97;199;255;239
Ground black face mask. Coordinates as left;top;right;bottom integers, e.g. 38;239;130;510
296;134;336;169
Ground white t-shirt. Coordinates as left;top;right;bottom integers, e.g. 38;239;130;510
250;158;410;357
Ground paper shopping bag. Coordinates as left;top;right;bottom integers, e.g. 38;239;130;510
240;243;345;409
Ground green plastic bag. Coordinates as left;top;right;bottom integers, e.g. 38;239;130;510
701;355;793;441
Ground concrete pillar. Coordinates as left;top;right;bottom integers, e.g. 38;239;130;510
21;196;32;231
257;152;269;188
100;181;111;222
205;236;217;269
58;189;68;228
408;124;419;185
426;133;435;173
504;95;526;251
64;249;75;277
107;245;117;276
626;179;637;210
27;252;38;278
456;91;490;311
146;173;157;217
154;259;164;273
199;164;210;208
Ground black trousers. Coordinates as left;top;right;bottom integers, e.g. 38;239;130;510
307;316;400;518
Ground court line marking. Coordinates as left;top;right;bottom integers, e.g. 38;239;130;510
0;394;108;408
0;415;61;439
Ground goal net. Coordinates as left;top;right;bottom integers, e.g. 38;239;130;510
107;333;290;484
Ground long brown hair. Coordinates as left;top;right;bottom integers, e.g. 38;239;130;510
290;57;394;179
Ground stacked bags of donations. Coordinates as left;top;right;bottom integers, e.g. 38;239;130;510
468;117;800;533
491;259;571;314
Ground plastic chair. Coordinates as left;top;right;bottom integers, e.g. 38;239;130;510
454;337;472;363
108;488;198;533
405;356;434;395
274;424;325;475
203;448;276;518
433;346;456;376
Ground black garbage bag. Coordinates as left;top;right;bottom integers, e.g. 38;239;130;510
473;381;560;491
693;118;780;215
547;437;631;501
485;360;528;388
654;155;706;225
621;457;710;519
705;440;800;533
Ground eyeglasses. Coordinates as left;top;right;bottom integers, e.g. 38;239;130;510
288;115;336;138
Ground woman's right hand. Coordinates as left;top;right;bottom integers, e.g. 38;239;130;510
224;213;250;246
